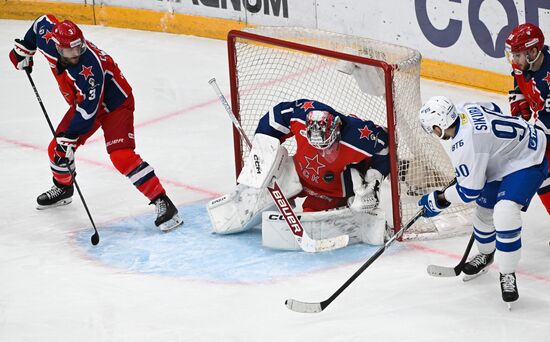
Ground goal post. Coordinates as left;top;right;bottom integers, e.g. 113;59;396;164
226;27;472;239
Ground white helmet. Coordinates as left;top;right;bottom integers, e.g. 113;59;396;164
419;96;459;139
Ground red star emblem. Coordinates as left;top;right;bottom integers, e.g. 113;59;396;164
43;30;54;44
79;65;94;80
543;72;550;87
301;101;315;110
358;125;372;139
304;154;326;175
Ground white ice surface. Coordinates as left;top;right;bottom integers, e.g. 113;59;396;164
1;19;549;342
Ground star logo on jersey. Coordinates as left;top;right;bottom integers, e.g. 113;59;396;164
301;101;315;110
79;65;94;80
358;125;372;139
543;72;550;87
43;30;54;44
304;154;326;175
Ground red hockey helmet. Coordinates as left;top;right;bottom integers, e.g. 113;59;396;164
52;20;85;59
505;23;544;53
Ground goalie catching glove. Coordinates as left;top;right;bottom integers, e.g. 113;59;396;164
348;168;383;213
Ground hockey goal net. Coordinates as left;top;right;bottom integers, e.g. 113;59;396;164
227;27;472;239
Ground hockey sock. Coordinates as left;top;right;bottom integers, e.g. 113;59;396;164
494;200;522;274
48;138;73;186
472;206;495;254
109;148;165;201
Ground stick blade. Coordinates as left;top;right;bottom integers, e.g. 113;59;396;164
426;264;459;277
285;299;323;313
310;234;349;252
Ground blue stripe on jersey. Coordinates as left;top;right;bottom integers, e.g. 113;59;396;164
103;73;128;112
456;183;481;203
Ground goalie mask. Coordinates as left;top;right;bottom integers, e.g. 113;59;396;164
419;96;458;140
306;111;342;149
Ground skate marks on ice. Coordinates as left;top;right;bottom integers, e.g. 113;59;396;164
74;202;402;283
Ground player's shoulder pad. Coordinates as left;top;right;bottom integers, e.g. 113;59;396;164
32;15;58;52
340;115;388;154
291;99;340;118
33;14;58;33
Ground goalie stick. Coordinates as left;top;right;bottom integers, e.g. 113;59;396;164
285;179;456;313
208;78;349;252
426;233;475;277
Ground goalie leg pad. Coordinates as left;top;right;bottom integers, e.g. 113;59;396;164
208;184;272;234
261;207;387;250
208;154;302;235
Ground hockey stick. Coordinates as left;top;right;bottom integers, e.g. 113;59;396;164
208;78;349;252
26;70;100;246
285;179;457;313
426;232;475;277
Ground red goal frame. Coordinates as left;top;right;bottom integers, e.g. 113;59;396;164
227;29;403;233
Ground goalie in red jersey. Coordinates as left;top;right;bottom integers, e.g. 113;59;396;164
9;15;182;231
505;23;550;215
207;99;391;250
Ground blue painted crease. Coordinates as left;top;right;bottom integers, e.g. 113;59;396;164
76;202;399;283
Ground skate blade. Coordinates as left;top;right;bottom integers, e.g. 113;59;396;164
158;215;183;232
507;302;512;311
462;268;488;282
36;198;72;210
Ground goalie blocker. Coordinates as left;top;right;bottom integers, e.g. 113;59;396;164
207;134;388;249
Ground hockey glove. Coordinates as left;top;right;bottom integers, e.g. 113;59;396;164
509;90;532;121
349;169;383;213
9;39;36;72
54;133;78;171
418;190;450;218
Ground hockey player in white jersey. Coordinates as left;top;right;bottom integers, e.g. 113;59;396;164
418;96;548;305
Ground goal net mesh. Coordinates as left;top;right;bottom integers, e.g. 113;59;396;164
229;27;472;239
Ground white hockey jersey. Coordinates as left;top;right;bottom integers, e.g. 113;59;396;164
447;102;546;203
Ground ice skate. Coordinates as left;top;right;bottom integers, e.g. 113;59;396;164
36;179;74;210
500;272;519;309
152;194;183;231
462;251;494;281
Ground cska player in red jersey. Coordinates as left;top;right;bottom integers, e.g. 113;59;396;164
253;99;390;212
9;15;182;231
207;99;391;249
505;23;550;215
